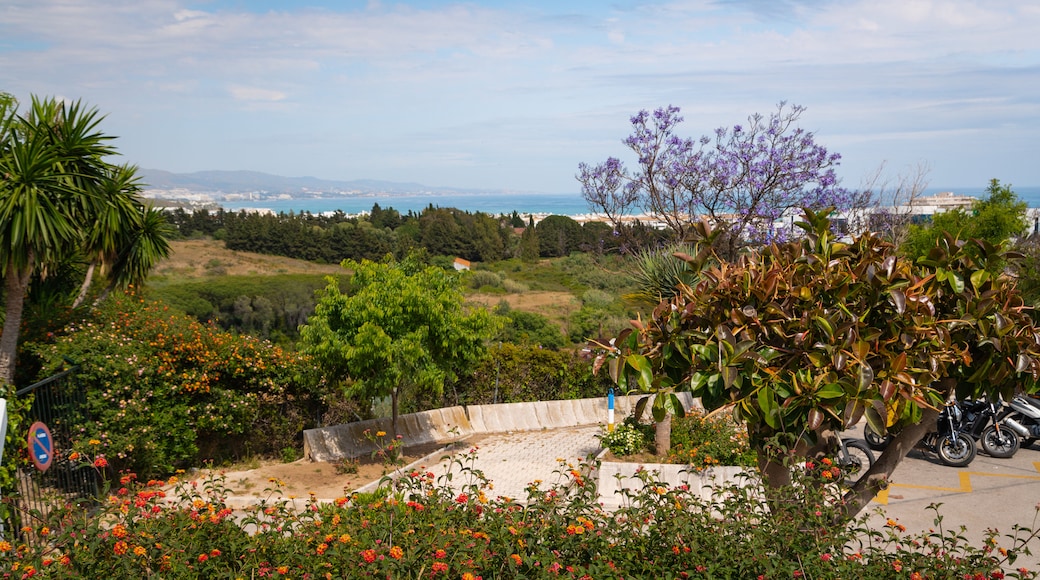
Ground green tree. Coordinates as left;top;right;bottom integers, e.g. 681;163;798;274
300;254;500;435
902;179;1027;264
1;95;168;385
535;215;583;257
597;208;1040;519
520;217;539;262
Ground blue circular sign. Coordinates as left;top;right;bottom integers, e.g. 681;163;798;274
28;421;54;472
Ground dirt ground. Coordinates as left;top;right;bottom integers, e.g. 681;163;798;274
199;443;459;500
154;239;345;278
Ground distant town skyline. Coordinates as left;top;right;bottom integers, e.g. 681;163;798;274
2;0;1038;193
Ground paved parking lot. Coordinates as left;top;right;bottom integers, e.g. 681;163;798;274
855;426;1040;570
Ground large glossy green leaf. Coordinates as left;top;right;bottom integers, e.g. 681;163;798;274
816;383;844;399
626;354;654;391
758;385;779;429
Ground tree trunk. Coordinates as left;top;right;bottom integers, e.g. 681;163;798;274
0;261;32;386
71;260;97;308
838;406;941;521
654;412;671;457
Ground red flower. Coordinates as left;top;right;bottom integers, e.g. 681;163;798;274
361;549;377;563
94;457;109;468
431;561;448;573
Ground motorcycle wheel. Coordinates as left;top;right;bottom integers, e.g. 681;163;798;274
863;424;892;451
839;440;875;486
980;425;1020;458
937;433;976;467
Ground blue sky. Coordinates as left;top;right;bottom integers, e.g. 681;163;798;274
2;0;1038;193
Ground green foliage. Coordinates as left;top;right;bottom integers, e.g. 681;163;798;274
148;274;338;342
3;452;1038;578
493;307;568;349
598;207;1040;514
569;289;631;343
447;343;612;405
467;269;502;290
25;291;324;477
626;242;712;307
902;179;1028;266
667;412;758;469
535;215;583;257
300;254;500;428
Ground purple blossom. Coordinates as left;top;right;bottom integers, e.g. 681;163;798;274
577;102;851;258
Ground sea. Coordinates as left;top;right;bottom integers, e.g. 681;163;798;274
217;186;1040;217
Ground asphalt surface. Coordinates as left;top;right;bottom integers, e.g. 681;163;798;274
391;423;1040;571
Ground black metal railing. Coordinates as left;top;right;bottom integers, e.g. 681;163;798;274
4;366;100;532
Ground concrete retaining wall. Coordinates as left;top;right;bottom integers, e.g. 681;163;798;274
303;406;473;462
595;462;752;511
303;392;702;462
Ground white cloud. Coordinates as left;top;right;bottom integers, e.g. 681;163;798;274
228;85;287;102
1;0;1038;191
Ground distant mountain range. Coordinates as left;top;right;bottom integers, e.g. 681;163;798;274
138;169;513;196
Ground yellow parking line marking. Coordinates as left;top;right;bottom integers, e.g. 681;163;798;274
872;462;1040;505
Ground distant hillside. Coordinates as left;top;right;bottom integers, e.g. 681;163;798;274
139;169;508;195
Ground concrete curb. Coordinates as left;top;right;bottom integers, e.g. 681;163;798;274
303;393;702;462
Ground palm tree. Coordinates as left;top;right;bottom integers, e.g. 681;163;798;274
71;165;172;307
0;95;167;385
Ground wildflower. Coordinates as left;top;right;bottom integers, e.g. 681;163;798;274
462;574;477;580
210;549;221;557
198;553;209;563
94;457;109;468
820;553;832;562
114;541;129;555
435;549;448;559
89;439;101;446
510;554;522;566
112;524;128;539
317;543;328;555
432;561;449;573
376;431;386;437
133;546;147;556
277;566;289;574
389;545;403;559
0;540;11;552
361;549;377;563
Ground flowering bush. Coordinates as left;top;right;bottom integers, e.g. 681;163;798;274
597;422;647;456
23;291;325;478
667;412;758;469
2;449;1038;579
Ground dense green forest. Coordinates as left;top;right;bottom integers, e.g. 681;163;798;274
162;203;656;264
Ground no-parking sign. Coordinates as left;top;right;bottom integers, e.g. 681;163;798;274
28;421;54;472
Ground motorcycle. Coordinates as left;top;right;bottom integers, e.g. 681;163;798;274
1000;395;1040;450
863;399;977;467
919;400;977;467
959;398;1019;458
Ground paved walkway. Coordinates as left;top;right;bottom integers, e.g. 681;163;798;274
392;425;603;503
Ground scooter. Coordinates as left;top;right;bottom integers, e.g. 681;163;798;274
1000;395;1040;450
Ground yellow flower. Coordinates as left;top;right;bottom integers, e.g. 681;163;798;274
375;431;386;437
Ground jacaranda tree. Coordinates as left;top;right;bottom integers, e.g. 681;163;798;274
577;103;850;258
596;208;1040;520
300;254;500;436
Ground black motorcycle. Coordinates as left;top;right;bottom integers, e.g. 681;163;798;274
959;398;1019;458
864;399;977;467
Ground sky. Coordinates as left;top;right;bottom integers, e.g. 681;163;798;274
2;0;1038;194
